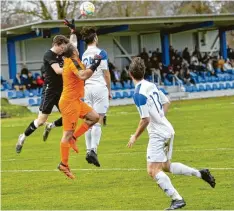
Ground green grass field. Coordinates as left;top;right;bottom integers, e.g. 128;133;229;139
1;96;234;210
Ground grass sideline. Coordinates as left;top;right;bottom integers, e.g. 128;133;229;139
1;96;234;210
1;98;31;117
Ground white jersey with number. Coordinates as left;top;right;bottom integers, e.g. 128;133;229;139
82;45;108;86
133;80;175;139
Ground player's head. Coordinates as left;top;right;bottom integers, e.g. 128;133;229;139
129;57;145;81
80;26;98;45
52;35;69;55
63;43;79;58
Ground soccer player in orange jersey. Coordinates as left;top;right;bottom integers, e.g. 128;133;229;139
57;42;102;179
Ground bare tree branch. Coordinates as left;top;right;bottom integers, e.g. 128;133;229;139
39;0;52;19
14;9;45;19
70;1;79;19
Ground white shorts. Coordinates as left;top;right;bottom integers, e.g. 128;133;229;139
147;135;174;163
84;85;109;114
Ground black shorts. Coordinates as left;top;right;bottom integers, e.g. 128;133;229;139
39;88;61;114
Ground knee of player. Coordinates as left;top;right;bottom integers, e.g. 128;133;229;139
92;112;100;124
37;114;48;126
147;168;155;178
37;119;46;126
162;162;171;172
62;131;73;141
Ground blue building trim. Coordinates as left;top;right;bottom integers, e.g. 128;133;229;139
160;32;170;67
97;25;129;35
219;29;227;60
8;28;60;42
168;21;214;34
7;39;17;79
78;40;85;60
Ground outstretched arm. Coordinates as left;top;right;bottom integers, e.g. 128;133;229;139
71;55;102;80
64;19;78;48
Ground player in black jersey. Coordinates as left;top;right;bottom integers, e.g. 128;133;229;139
16;35;69;153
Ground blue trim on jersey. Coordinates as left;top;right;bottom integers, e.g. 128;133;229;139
99;50;108;60
149;95;159;113
133;93;147;107
153;91;163;110
135;83;141;94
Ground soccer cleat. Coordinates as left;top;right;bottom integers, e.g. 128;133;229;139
16;134;26;153
200;169;216;188
89;150;101;167
43;123;52;142
165;199;186;210
85;152;92;164
69;137;79;153
103;116;107;126
57;162;75;179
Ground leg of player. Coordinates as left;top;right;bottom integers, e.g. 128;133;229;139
58;130;75;179
16;113;49;153
73;110;100;167
43;117;63;141
162;161;216;188
147;162;186;210
90;114;104;153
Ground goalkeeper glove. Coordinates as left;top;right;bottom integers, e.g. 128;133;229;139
90;55;102;72
64;18;76;34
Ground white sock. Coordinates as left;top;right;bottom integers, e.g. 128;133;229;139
170;162;201;178
34;119;39;128
91;123;102;150
155;171;182;200
85;129;92;153
21;133;26;140
49;122;56;129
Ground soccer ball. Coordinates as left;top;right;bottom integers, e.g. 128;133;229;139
80;2;95;16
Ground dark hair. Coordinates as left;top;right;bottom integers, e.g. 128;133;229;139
21;67;29;75
80;26;97;44
52;35;69;46
129;57;145;80
63;43;76;58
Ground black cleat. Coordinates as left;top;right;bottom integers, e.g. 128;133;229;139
166;199;186;210
89;150;100;167
85;152;92;164
200;169;216;188
103;116;107;126
43;123;52;142
16;134;25;153
16;144;23;153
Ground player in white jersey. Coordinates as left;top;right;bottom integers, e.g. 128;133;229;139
127;57;216;210
80;27;111;167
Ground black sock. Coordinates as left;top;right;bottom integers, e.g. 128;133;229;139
54;117;63;127
24;121;38;136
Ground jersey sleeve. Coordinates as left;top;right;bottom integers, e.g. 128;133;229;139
44;51;58;66
133;93;149;118
99;50;109;71
159;90;170;105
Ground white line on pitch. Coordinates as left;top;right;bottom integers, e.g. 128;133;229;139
2;148;234;162
1;167;234;173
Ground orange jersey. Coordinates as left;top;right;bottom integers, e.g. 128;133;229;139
60;58;84;101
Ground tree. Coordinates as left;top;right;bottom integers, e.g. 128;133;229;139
1;0;35;28
2;0;233;29
220;1;234;13
171;1;214;15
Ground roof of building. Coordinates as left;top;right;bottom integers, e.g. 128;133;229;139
1;14;234;38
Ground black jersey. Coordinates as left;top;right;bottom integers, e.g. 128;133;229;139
43;50;63;93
